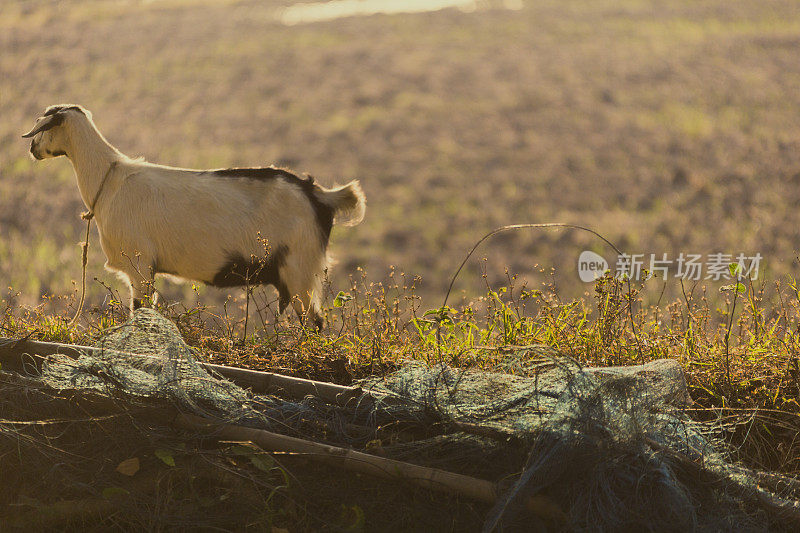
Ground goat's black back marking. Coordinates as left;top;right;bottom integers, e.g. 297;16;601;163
211;167;290;180
210;244;289;290
208;167;334;242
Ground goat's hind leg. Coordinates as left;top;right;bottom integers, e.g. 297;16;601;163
276;275;323;331
293;285;323;331
274;286;321;330
131;274;156;310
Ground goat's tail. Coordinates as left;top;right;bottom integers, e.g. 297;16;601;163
316;180;366;226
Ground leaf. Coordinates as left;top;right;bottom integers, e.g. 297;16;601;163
230;443;274;472
250;453;274;473
728;262;742;277
102;486;129;500
333;291;352;308
422;306;455;323
116;457;140;476
231;444;254;456
720;283;746;293
154;448;175;467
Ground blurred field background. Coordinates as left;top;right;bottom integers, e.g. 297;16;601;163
2;0;800;311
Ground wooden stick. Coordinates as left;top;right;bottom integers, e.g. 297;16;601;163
175;413;499;504
0;336;371;406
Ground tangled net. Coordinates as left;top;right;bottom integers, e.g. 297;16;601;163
2;308;799;531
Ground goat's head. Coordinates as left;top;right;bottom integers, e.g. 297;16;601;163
22;105;89;160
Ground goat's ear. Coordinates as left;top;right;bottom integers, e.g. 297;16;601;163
21;112;65;138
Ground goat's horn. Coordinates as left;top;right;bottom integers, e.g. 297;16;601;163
21;113;63;138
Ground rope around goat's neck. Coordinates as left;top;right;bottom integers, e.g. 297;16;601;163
69;161;118;326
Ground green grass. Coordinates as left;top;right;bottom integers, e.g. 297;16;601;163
3;265;799;476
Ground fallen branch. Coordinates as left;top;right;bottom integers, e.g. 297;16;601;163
176;414;566;528
176;413;499;503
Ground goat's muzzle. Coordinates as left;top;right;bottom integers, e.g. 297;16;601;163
29;140;43;160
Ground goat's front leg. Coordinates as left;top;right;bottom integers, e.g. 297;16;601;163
111;255;156;311
102;240;157;311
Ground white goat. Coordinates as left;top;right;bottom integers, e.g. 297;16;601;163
23;104;365;328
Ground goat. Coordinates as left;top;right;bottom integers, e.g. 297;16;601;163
23;104;365;328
